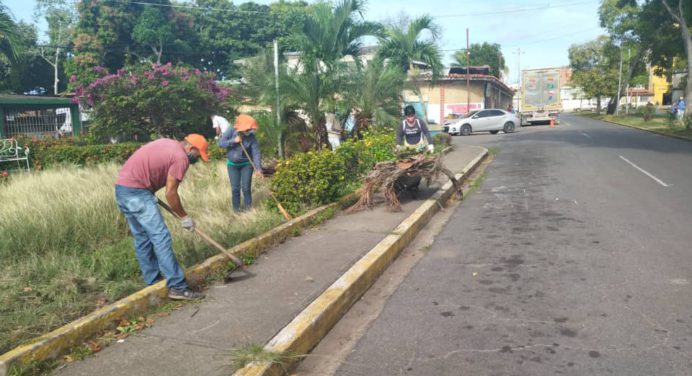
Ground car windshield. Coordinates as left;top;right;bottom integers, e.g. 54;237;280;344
461;111;479;118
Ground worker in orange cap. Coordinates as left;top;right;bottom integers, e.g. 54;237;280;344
114;134;209;301
218;114;263;212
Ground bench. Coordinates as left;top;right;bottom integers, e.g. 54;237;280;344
0;138;30;172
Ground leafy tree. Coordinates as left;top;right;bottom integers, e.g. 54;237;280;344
34;0;77;94
568;36;620;113
656;0;692;122
132;7;173;64
67;0;144;88
75;63;230;140
599;0;648;113
452;42;507;79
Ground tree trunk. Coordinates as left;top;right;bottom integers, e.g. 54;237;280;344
662;0;692;128
596;95;602;114
606;48;645;115
53;48;60;95
681;15;692;129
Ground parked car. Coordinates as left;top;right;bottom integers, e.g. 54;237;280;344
444;109;518;136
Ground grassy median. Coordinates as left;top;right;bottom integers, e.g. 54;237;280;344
0;162;283;354
577;112;692;140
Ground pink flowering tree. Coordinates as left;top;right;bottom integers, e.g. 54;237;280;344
74;63;231;140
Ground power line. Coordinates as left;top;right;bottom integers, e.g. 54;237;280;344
433;0;600;18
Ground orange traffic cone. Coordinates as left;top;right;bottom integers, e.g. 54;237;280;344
550;118;555;128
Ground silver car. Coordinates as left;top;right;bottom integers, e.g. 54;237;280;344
445;109;518;136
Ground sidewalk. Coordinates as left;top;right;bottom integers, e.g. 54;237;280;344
50;145;486;376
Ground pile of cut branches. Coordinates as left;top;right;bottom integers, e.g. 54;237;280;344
346;152;461;212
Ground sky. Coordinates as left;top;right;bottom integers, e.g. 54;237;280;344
4;0;606;84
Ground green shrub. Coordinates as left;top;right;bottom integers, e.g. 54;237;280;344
637;104;655;122
270;132;396;215
271;150;347;215
16;137;141;170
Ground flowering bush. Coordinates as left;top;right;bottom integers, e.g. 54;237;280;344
74;63;231;140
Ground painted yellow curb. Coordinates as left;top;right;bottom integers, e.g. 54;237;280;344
0;202;347;376
233;148;488;376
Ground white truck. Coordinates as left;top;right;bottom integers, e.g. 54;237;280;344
520;68;561;126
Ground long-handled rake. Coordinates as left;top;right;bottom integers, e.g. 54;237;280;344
157;198;255;280
237;139;293;221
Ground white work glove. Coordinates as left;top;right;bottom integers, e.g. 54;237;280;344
180;216;194;231
427;144;434;153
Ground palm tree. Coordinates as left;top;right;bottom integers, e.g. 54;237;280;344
287;0;382;149
377;15;443;79
377;15;443;119
0;4;19;64
346;56;408;133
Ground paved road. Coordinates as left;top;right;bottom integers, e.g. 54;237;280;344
333;114;692;375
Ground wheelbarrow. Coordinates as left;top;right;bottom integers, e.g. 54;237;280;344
393;174;422;199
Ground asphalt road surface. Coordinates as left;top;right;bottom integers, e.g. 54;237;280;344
332;114;692;376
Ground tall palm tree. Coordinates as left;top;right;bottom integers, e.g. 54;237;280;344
0;4;19;64
377;15;443;80
377;15;443;119
287;0;382;149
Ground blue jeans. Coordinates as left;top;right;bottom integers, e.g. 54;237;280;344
227;163;253;211
115;185;188;290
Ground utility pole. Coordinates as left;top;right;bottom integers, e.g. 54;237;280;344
466;28;470;115
616;42;623;116
625;47;631;115
513;48;525;111
274;39;283;158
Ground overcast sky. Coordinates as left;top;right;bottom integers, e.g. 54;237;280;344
4;0;606;84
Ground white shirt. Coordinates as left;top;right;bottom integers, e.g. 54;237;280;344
211;115;231;134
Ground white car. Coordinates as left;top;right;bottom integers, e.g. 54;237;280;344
444;109;518;136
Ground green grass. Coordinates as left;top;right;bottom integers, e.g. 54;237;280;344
0;162;284;354
229;344;300;372
577;112;692;140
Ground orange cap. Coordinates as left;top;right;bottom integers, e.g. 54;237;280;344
235;114;258;132
184;134;210;162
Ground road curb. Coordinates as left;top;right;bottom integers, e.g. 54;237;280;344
0;198;354;376
233;147;489;376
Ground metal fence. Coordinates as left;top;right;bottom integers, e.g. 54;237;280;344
2;106;72;138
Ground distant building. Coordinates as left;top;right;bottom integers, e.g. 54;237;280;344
408;66;514;124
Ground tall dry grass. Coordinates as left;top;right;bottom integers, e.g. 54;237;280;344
0;161;282;354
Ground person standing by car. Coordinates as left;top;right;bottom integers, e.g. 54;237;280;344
115;134;209;300
218;114;263;212
397;105;434;153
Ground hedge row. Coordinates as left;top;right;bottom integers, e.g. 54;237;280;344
271;132;397;215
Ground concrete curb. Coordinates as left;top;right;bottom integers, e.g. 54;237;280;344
0;199;355;376
233;148;489;376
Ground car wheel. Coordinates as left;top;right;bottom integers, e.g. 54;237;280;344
503;122;515;133
460;124;472;136
489;130;499;134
